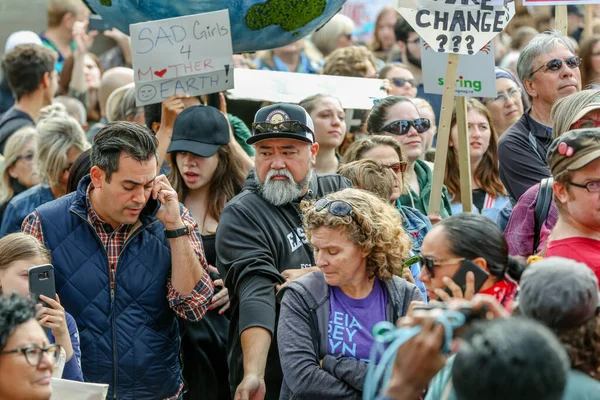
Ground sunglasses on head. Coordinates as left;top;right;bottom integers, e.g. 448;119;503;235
391;78;418;88
252;120;314;136
384;162;408;174
381;118;430;135
315;198;361;227
529;56;581;78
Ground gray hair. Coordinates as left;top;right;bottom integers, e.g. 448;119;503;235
90;121;158;182
53;96;87;125
311;14;355;57
517;30;576;84
36;108;90;187
0;126;37;203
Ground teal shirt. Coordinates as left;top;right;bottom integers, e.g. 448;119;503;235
425;355;600;400
398;159;453;219
228;114;255;157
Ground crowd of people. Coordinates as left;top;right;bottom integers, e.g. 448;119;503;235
0;0;600;400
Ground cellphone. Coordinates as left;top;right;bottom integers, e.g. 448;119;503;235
28;264;56;308
444;260;489;297
88;14;114;32
143;197;161;217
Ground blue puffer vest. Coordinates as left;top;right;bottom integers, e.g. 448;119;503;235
35;176;181;400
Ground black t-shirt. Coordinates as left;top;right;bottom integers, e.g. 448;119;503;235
0;106;34;154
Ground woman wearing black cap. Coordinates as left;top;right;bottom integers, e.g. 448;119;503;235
167;105;247;400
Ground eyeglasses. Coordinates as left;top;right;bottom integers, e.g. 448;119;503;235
572;119;600;129
568;181;600;192
15;152;35;163
252;120;314;138
381;118;430;135
1;343;61;367
489;87;521;104
384;162;408;174
529;56;581;78
419;255;465;278
315;198;361;228
391;78;419;88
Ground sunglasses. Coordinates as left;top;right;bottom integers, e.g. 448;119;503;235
419;255;465;278
381;118;430;135
529;56;581;78
572;119;600;129
252;120;314;136
315;198;361;227
384;162;408;174
391;78;418;88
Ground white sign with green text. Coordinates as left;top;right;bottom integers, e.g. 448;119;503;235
421;40;496;97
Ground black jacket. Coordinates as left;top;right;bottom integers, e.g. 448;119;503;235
216;170;350;400
498;109;553;202
0;106;34;154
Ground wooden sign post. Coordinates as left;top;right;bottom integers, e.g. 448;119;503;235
584;5;594;40
397;0;515;217
555;5;569;34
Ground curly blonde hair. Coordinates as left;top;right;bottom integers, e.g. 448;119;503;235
301;188;412;280
321;45;377;78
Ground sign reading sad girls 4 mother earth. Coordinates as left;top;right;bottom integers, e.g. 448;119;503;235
397;0;515;55
130;10;234;106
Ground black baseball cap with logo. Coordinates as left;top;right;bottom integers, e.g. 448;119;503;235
247;103;315;145
167;105;230;157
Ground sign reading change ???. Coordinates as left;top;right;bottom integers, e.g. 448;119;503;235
130;9;234;106
397;0;515;55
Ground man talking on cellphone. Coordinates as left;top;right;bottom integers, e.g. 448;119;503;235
22;121;214;400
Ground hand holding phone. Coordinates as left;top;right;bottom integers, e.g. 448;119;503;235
442;260;489;299
28;264;56;308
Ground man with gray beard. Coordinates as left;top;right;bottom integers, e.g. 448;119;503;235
216;103;350;400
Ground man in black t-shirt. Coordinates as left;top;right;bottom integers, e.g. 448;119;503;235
0;44;58;154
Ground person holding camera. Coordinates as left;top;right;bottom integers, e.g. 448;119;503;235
277;188;422;399
419;213;524;308
0;232;82;382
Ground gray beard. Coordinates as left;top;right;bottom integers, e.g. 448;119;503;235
259;168;313;206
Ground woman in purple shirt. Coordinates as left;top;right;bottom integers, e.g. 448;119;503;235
0;232;83;382
277;188;423;400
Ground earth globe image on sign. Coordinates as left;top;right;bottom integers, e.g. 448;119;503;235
85;0;348;53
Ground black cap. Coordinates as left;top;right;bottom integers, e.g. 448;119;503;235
168;106;230;157
247;103;315;145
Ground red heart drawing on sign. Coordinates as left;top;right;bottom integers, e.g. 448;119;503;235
154;69;167;78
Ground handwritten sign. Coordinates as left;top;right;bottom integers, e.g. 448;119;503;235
227;69;386;110
422;41;496;97
130;10;234;106
396;0;515;55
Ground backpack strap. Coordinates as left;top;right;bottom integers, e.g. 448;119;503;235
533;177;554;254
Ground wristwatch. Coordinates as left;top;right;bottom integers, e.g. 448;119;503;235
165;225;190;238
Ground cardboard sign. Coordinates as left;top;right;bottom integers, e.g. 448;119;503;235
130;10;234;106
421;41;496;97
396;0;515;55
227;69;386;110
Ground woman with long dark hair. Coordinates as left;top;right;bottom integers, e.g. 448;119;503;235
167;105;247;400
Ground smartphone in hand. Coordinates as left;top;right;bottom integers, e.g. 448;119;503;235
28;264;56;308
444;260;489;297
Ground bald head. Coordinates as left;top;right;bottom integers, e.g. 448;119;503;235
99;67;134;116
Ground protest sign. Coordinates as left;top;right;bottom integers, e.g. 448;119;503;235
130;10;234;106
421;41;496;97
397;0;515;55
227;69;386;110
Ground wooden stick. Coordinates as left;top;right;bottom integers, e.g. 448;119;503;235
584;5;594;40
555;5;568;35
455;96;473;213
428;53;459;216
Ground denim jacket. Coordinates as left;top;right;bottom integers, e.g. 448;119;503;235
397;201;431;253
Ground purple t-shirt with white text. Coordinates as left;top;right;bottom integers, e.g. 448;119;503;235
327;278;388;362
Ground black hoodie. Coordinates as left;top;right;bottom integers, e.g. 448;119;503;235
216;170;350;400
